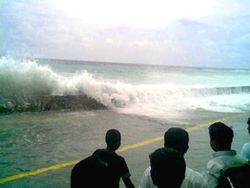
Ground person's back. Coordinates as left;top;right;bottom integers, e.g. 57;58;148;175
150;148;186;188
104;129;134;188
217;162;250;188
139;128;206;188
206;122;248;188
71;129;134;188
92;149;132;188
71;154;111;188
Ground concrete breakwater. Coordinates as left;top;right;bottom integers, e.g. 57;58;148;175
0;95;107;113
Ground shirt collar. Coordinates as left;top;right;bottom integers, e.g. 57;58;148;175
212;150;237;158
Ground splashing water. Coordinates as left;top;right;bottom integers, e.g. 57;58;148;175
0;57;250;117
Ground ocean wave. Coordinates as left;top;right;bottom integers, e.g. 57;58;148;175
0;57;250;114
187;86;250;96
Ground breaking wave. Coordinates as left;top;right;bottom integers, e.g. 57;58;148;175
0;57;250;116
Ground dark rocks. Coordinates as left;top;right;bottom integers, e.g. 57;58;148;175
0;95;107;113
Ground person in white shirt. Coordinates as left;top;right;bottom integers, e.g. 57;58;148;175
240;118;250;160
139;128;206;188
206;122;248;188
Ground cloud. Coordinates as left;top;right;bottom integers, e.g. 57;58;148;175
0;0;250;68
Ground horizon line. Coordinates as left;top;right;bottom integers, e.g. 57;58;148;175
35;57;250;71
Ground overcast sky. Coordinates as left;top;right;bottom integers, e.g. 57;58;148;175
0;0;250;68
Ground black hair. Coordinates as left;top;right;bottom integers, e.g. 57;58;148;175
164;127;189;154
150;148;186;188
209;122;233;149
105;129;121;149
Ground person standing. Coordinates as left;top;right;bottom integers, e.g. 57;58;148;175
205;122;248;188
71;129;135;188
139;127;206;188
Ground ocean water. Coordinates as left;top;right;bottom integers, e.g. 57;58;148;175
0;57;250;187
1;57;250;118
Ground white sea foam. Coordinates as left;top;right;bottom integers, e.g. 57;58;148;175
0;57;249;117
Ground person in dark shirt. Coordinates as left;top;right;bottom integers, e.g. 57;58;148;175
71;129;135;188
71;154;111;188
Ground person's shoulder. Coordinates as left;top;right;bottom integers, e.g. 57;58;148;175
75;156;93;167
102;150;126;164
186;167;203;179
206;157;222;171
242;142;250;149
93;149;115;160
234;152;248;163
71;155;94;175
184;167;206;187
113;152;125;160
144;166;151;175
241;143;250;159
93;148;106;156
244;142;250;146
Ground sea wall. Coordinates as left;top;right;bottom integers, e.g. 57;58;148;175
0;95;107;113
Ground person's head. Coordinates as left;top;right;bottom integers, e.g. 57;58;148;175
208;122;233;151
150;148;186;188
105;129;121;151
247;118;250;134
164;127;189;154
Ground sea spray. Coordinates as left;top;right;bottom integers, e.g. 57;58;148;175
0;57;61;96
0;57;250;115
0;57;107;112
